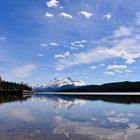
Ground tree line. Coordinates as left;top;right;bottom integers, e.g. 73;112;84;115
0;81;31;91
57;81;140;92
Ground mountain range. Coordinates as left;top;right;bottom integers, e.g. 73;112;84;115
32;77;86;92
58;81;140;92
32;77;140;92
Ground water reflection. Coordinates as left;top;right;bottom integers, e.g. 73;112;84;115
0;94;140;140
0;95;31;105
53;114;140;140
32;94;89;110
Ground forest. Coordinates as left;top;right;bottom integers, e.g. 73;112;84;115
0;80;31;92
57;81;140;92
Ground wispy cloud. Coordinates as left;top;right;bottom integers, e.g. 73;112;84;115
38;53;43;57
113;26;133;37
40;43;48;47
12;64;37;78
107;64;127;70
59;12;73;19
55;51;70;59
50;42;59;46
91;66;96;70
113;69;123;74
103;12;112;20
106;65;132;75
55;66;63;71
125;70;132;73
80;11;93;19
104;71;115;75
0;37;6;40
45;12;54;17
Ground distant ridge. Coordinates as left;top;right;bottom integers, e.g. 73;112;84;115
32;77;86;92
57;81;140;92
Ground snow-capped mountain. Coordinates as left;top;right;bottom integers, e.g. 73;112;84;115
32;77;86;92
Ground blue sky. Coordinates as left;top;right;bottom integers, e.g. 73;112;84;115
0;0;140;85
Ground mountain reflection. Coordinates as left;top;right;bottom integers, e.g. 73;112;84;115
1;93;140;107
33;94;140;105
33;94;88;110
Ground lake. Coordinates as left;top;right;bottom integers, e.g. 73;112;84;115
0;94;140;140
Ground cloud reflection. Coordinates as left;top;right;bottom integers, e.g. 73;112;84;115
0;108;35;123
53;113;140;140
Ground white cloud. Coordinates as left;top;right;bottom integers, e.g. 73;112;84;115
114;26;133;37
55;64;64;71
70;43;84;48
69;40;87;50
91;66;96;69
46;0;59;8
38;53;43;57
13;64;37;78
50;42;59;46
55;67;63;71
80;11;93;19
69;47;78;50
125;70;132;73
40;43;48;47
59;48;120;67
55;54;65;59
0;37;6;40
74;40;87;44
61;51;70;57
100;63;105;66
58;47;137;68
56;12;140;69
113;69;123;74
59;12;73;19
60;6;63;9
45;12;54;17
107;64;127;70
103;12;112;20
106;65;132;74
104;71;115;75
55;51;70;59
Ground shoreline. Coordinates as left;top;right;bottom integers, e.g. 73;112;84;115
34;91;140;95
0;90;33;96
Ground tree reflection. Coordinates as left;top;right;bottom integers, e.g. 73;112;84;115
0;95;31;105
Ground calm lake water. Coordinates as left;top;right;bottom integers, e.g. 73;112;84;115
0;94;140;140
